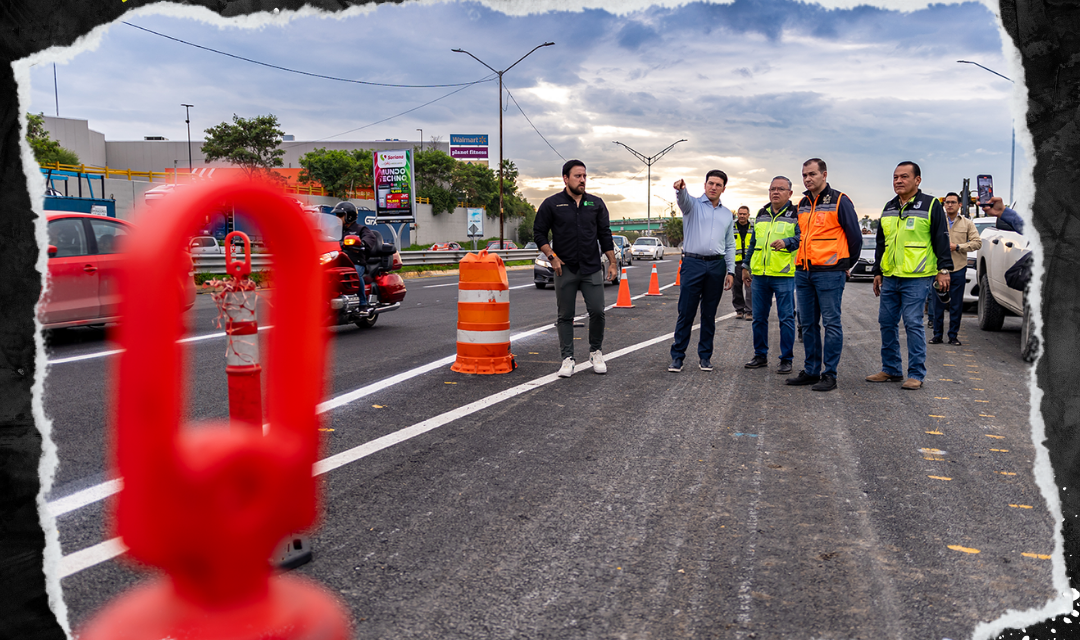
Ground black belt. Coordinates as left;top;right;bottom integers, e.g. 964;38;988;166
683;252;725;261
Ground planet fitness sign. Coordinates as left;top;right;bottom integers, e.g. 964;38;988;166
373;149;415;223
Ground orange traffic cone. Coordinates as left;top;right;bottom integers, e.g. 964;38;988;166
675;260;682;286
613;267;634;308
646;263;663;296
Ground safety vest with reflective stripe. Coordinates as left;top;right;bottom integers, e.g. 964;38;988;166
796;188;850;269
749;204;798;277
734;221;753;262
880;193;938;277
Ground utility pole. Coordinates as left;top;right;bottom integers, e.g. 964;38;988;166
613;139;686;236
417;128;423;152
453;42;554;249
957;60;1015;205
181;104;194;179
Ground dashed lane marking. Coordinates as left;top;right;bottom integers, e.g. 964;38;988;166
1009;504;1034;509
1022;553;1052;560
948;545;981;554
928;475;952;481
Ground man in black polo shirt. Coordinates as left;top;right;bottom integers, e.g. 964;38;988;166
534;159;619;378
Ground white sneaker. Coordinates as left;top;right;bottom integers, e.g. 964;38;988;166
589;350;607;374
557;357;575;378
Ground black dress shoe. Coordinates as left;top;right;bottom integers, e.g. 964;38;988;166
948;338;962;346
928;336;943;344
744;356;768;369
811;374;837;392
776;361;793;375
785;371;820;385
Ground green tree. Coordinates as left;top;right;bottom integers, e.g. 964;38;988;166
25;113;80;166
415;147;458;215
202;113;286;180
662;214;684;247
298;148;372;199
453;161;497;212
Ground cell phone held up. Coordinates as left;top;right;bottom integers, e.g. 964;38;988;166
976;174;994;206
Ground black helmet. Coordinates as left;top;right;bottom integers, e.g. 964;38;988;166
331;201;358;225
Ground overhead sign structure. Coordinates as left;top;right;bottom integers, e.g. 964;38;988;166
450;134;489;166
467;207;485;238
373;149;416;223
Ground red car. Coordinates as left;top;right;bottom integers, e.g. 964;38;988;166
485;240;519;250
430;242;463;251
41;212;196;329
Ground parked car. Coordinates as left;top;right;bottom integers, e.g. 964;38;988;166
523;241;538;250
611;234;631;267
533;242;620;289
189;235;225;254
631;237;665;261
962;216;999;304
42;212;196;329
486;240;519;250
430;242;463;251
849;233;877;280
975;217;1034;360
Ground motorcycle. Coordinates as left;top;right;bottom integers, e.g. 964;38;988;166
315;213;406;329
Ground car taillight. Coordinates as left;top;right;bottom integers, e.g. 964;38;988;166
391;252;403;270
320;250;340;265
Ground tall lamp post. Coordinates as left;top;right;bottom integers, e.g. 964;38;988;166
181;103;194;180
613;139;687;236
417;128;423;152
453;42;554;249
957;60;1015;205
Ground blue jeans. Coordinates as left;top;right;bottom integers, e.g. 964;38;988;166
878;276;933;380
671;256;727;361
354;264;368;306
930;269;966;341
795;270;847;377
751;275;796;363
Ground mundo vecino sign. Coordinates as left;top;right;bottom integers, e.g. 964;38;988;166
373;149;415;223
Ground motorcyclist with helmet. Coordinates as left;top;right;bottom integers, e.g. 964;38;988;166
331;202;379;308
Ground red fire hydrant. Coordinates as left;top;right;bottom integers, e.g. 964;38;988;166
78;178;350;640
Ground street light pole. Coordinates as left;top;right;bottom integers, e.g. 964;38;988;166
453;42;554;249
417;128;423;152
957;60;1015;205
613;139;687;235
181;104;194;180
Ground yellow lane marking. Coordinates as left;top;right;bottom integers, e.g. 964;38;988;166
929;415;946;418
975;400;989;402
318;428;335;432
1022;553;1052;560
973;388;985;391
970;378;983;380
372;404;384;408
985;434;1005;439
528;352;539;354
926;430;944;435
948;545;980;554
996;471;1017;476
979;414;996;418
444;381;457;384
943;364;956;367
920;448;946;455
928;475;952;481
924;456;945;461
934;397;950;400
1009;504;1034;509
939;378;953;381
990;449;1010;452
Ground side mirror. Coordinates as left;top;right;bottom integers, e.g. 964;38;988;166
48;244;58;257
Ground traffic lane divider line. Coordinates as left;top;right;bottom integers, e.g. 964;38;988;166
46;325;275;365
60;322;699;578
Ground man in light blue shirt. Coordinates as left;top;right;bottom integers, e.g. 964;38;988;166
668;170;736;372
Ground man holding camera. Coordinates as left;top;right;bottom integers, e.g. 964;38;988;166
929;192;982;346
867;162;953;390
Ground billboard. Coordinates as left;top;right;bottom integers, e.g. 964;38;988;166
373;149;415;223
450;134;489;165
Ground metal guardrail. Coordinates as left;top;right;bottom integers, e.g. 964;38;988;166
192;249;541;274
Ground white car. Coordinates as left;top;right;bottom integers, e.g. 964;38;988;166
975;218;1034;360
631;237;665;261
962;216;999;304
189;236;226;255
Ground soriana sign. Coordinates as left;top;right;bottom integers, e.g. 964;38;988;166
373;149;415;223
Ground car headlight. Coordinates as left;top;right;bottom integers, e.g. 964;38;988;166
535;255;551;267
319;250;340;265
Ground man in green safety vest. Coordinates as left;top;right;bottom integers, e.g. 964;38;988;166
741;176;801;375
731;205;754;319
866;161;953;391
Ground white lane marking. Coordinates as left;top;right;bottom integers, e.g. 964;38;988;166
46;325;274;365
48;479;123;517
508;283;535;290
422;283;458;288
59;322;700;578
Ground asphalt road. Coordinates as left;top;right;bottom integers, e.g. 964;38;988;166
44;258;1057;639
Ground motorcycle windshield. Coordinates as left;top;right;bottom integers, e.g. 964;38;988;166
316;213;342;242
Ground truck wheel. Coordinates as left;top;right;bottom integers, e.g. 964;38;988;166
354;313;378;329
977;271;1006;331
1021;300;1039;362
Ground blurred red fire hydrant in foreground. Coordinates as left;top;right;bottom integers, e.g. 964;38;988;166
78;178;350;640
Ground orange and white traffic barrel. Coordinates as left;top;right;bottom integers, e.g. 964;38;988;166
451;250;515;374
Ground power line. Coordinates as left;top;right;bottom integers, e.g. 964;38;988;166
503;86;564;161
122;21;492;89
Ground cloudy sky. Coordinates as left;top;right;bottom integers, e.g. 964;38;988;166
16;0;1027;221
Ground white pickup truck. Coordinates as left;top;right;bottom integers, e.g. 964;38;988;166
975;220;1037;361
189;236;226;254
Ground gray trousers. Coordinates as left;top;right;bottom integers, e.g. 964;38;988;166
554;267;606;360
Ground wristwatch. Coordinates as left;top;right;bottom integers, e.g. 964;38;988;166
938;269;950;275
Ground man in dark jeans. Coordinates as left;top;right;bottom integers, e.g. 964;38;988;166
534;160;618;378
731;205;754;320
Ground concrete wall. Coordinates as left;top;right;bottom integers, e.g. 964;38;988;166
42;116;106;166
